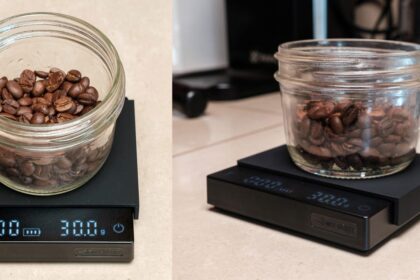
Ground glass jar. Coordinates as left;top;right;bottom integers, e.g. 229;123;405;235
275;39;420;179
0;13;125;195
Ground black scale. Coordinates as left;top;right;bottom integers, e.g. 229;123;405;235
207;146;420;252
0;99;139;262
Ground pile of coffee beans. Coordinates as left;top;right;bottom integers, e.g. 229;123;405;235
0;68;109;191
292;99;416;172
0;68;100;124
0;141;111;189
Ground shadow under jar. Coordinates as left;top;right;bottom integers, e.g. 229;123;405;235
275;39;420;179
0;13;125;195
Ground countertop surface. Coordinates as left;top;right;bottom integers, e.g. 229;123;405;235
173;92;420;280
0;1;171;280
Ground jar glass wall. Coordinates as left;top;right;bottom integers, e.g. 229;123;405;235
0;13;125;195
275;39;420;179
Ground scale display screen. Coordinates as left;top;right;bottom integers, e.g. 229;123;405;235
220;168;389;217
0;208;133;242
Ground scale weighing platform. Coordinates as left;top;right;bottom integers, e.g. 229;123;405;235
0;99;139;262
207;146;420;252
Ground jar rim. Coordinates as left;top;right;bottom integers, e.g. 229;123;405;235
276;38;420;60
0;12;125;137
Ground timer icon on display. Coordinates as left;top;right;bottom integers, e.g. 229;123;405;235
113;223;125;234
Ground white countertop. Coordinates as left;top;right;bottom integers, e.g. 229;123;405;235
0;1;171;280
173;92;420;280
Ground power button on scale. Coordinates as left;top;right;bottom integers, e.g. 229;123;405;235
113;223;125;234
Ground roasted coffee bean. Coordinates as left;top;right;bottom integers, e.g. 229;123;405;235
34;70;49;78
341;104;359;127
74;103;84;115
310;121;323;139
43;92;54;104
32;97;50;106
66;70;81;82
80;105;94;115
32;80;45;97
6;80;23;99
46;71;65;92
19;161;35;176
18;97;33;106
390;107;409;121
307;101;334;120
0;151;16;167
31;112;45;124
0;77;7;90
32;103;49;115
0;112;17;121
378;118;395;137
60;81;73;94
384;134;402;143
1;88;12;100
334;100;351;113
57;113;75;122
361;127;377;140
19;69;36;93
329;115;344;134
54;96;74;112
324;127;346;143
80;76;90;89
78;87;99;105
18;114;32;123
68;83;84;98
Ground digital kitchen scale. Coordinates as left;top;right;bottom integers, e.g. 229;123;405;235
0;99;139;262
207;145;420;252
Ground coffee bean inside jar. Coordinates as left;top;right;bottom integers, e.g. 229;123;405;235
290;99;417;176
0;68;110;191
0;68;100;124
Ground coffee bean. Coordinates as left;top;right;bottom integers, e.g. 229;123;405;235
32;80;45;97
32;103;49;115
390;107;409;121
80;77;90;89
18;97;33;106
66;70;81;82
57;113;75;122
46;71;65;92
60;81;73;94
68;83;84;98
384;134;402;143
6;80;23;99
341;104;359;127
78;87;98;105
19;161;35;176
34;70;49;79
0;77;7;90
54;96;74;112
0;112;17;121
31;112;45;124
19;69;36;93
329;115;344;134
378;118;395;137
307;101;334;120
309;121;322;138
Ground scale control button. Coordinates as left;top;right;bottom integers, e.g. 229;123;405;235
358;205;371;212
113;223;125;234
